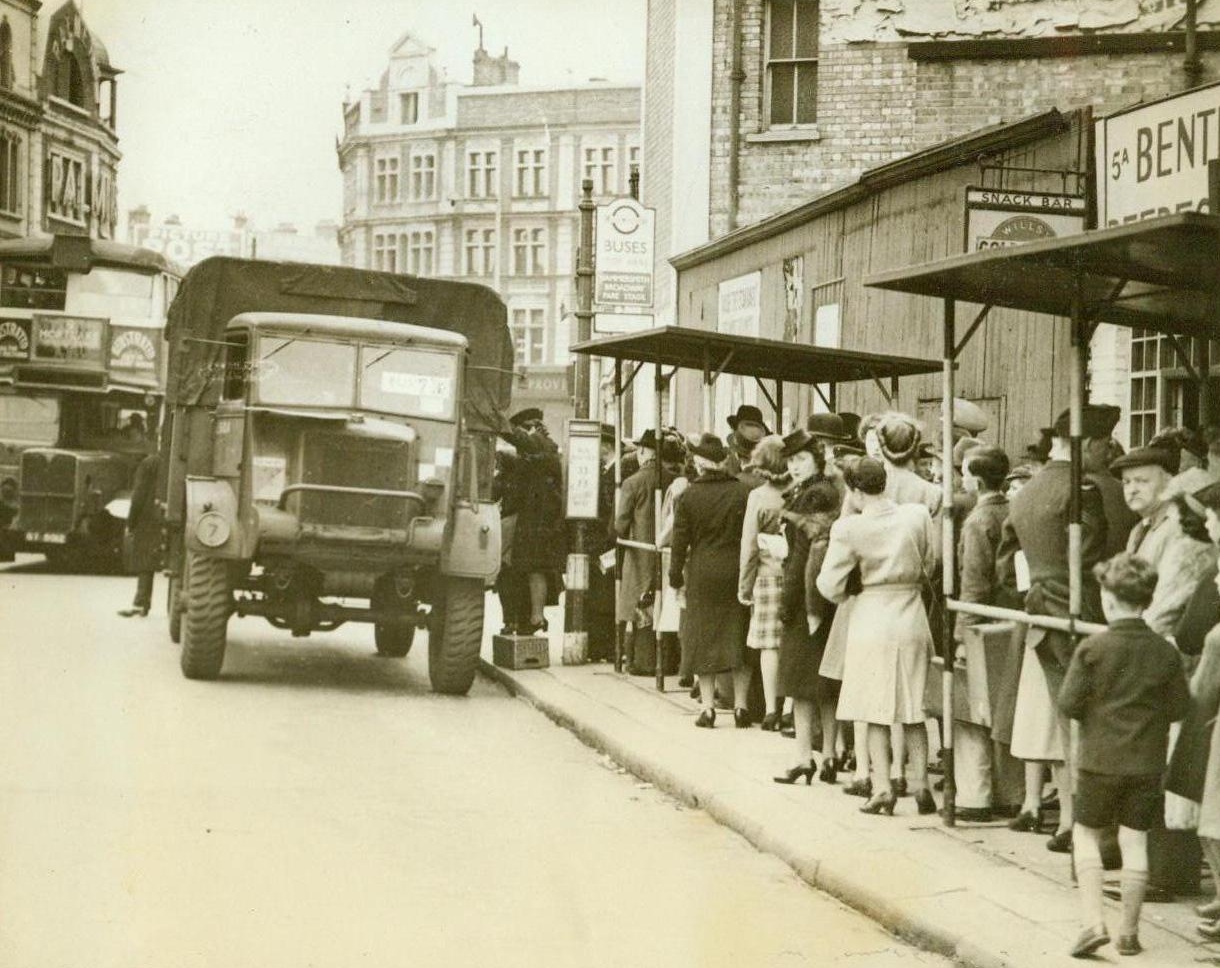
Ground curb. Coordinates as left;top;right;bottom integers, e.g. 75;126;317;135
479;659;1005;968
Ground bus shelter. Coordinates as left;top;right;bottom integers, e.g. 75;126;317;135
570;325;940;691
865;211;1220;824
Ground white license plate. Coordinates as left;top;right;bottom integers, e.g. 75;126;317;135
28;532;66;545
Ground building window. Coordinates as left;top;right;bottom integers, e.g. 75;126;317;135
47;149;85;225
410;152;435;199
404;229;434;276
0;20;12;91
628;145;640;183
0;132;19;216
1128;329;1162;447
375;156;400;203
766;0;819;127
583;146;615;195
464;227;496;276
512;227;546;276
94;169;116;238
511;307;546;366
515;148;546;197
467;150;498;198
373;233;397;272
400;92;418;125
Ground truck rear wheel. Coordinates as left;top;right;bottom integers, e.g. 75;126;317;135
428;576;485;695
180;552;231;680
167;557;187;645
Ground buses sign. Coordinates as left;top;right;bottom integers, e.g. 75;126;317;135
594;198;655;311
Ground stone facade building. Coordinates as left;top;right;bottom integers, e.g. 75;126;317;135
0;0;119;243
338;33;641;425
644;0;1220;446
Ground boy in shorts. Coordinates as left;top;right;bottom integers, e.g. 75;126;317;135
1059;552;1191;958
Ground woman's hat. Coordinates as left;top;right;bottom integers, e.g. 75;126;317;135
727;404;770;434
952;398;990;435
780;428;820;459
1053;404;1122;439
634;429;658;449
690;432;728;463
806;413;852;441
877;413;922;464
509;407;544;427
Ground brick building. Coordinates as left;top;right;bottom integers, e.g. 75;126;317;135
644;0;1220;447
0;0;120;243
338;32;641;425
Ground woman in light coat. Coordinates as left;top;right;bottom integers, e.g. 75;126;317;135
818;457;939;816
738;435;789;730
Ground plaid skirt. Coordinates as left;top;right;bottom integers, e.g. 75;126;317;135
746;573;783;650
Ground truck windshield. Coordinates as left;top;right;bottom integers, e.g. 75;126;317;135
360;346;457;420
0;394;59;444
257;337;356;408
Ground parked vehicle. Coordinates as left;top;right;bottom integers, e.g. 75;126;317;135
163;258;512;695
0;236;178;565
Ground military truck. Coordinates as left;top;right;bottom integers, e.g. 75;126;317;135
162;258;511;695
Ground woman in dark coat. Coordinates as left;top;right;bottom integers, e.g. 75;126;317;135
499;408;565;632
772;429;841;783
119;449;163;617
669;433;753;728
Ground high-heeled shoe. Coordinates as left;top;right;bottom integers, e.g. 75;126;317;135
859;791;897;815
842;750;857;774
843;777;872;798
760;712;780;732
773;763;815;785
694;709;716;729
733;709;752;729
914;789;937;815
818;756;837;784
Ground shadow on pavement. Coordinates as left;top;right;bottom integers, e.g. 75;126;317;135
213;637;436;697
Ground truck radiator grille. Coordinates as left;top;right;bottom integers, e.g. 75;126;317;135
296;432;413;530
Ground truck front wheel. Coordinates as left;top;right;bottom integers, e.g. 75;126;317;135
428;576;485;695
180;552;231;680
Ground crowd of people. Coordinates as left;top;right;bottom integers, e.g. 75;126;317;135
493;401;1220;959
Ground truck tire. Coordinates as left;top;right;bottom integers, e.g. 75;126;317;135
167;561;186;645
428;576;485;695
374;622;414;658
180;552;231;680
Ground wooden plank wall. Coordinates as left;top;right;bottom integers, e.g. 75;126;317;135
674;113;1086;459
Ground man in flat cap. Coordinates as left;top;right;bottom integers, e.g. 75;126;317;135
1111;443;1218;902
998;413;1109;853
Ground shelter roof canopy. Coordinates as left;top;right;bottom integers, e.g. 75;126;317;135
865;213;1220;338
571;326;941;385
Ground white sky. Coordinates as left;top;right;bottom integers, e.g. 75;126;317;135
80;0;648;233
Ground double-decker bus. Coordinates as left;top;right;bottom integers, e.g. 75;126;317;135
0;235;179;566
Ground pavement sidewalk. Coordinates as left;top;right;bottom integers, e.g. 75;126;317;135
479;622;1220;968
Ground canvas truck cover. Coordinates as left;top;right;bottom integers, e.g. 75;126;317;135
164;257;512;432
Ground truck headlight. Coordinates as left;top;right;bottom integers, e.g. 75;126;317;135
196;511;231;548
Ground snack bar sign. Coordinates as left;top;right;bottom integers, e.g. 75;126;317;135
594;198;655;311
1095;79;1220;227
32;315;107;367
964;188;1087;252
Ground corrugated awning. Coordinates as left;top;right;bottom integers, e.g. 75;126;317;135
865;212;1220;337
570;326;941;384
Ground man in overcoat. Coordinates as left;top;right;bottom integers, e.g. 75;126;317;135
616;430;661;665
118;448;163;617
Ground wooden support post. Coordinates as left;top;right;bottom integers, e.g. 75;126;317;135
942;298;957;827
654;365;666;692
614;359;625;674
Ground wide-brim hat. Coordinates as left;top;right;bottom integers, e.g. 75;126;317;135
1053;404;1122;439
634;429;658;449
806;413;852;442
780;428;820;459
690;432;727;463
838;412;862;440
727;404;770;434
953;398;990;435
509;407;544;427
877;413;922;464
1109;445;1178;474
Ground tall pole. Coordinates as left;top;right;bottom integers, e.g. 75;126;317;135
941;299;957;827
562;179;596;665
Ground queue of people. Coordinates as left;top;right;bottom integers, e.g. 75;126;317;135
494;400;1220;959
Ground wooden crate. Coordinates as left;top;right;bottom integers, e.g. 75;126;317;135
492;634;549;671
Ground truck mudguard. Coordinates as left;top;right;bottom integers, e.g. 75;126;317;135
440;500;500;581
185;476;256;560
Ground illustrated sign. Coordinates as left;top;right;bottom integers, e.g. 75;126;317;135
594;197;655;310
1095;79;1220;227
717;271;761;337
565;419;603;520
964;188;1087;251
109;326;161;384
31;315;106;367
0;318;31;361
